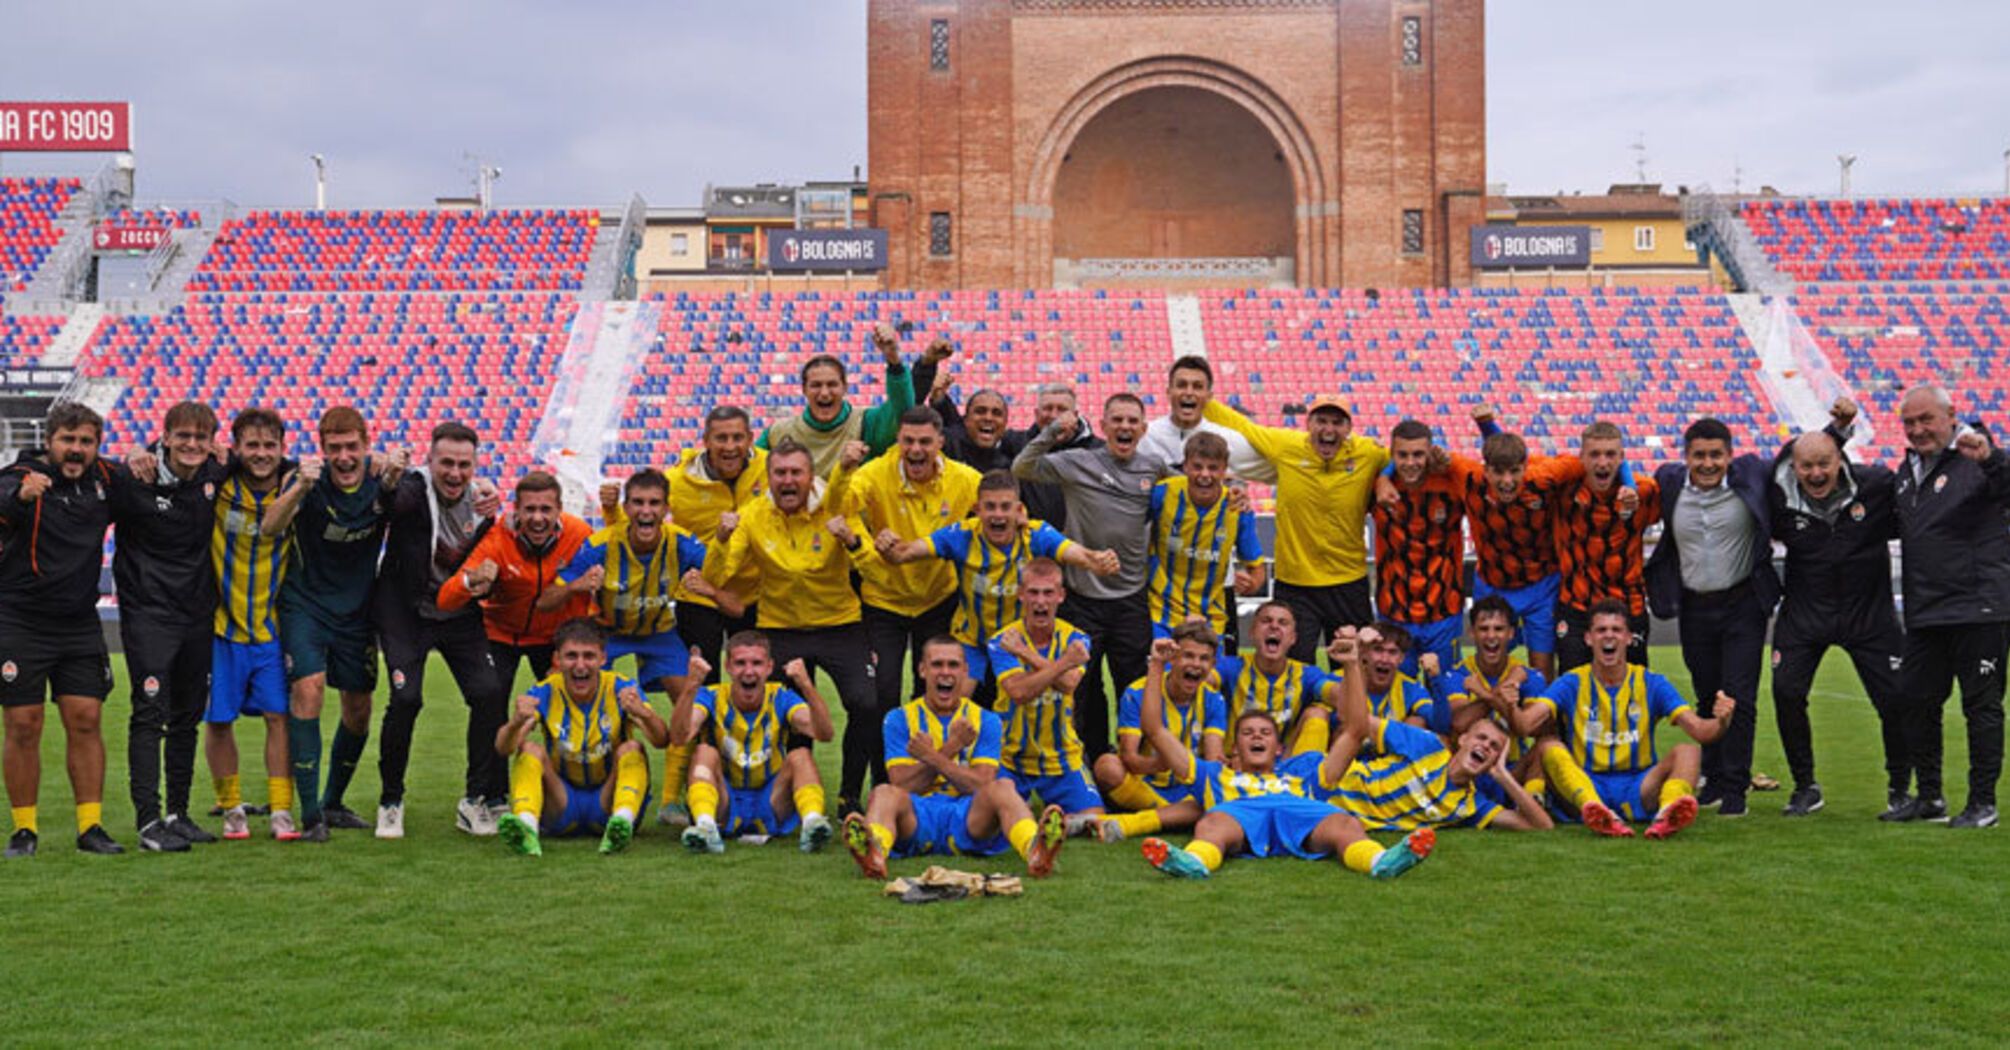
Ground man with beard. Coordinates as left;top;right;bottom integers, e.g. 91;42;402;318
758;323;915;479
1143;432;1267;641
1203;395;1388;663
671;633;835;854
1090;621;1228;842
1013;392;1167;761
0;402;123;856
1371;420;1473;676
370;422;508;839
110;401;231;852
1553;421;1656;672
263;405;406;842
843;636;1068;879
1526;600;1737;840
702;440;876;811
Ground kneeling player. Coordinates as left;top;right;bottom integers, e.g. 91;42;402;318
1135;638;1435;881
1090;621;1227;842
1323;627;1552;833
843;637;1067;878
496;619;669;856
1525;599;1735;840
670;631;834;854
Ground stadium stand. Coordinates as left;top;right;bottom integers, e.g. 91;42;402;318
188;208;599;293
0;314;66;369
1;176;83;292
1741;197;2010;283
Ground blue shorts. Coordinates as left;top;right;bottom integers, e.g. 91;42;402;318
1002;766;1102;813
894;793;1009;858
1213;795;1346;859
1473;573;1561;656
723;783;800;838
278;607;377;691
1591;770;1654;822
605;630;690;689
549;780;652;836
1398;614;1463;677
207;638;288;722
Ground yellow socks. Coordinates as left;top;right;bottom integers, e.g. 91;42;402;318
1111;810;1162;837
1524;778;1546;798
868;822;895;853
1540;747;1599;813
1291;714;1331;756
612;749;648;821
215;774;242;810
1106;774;1162;813
1342;840;1383;874
267;776;294;814
10;806;36;835
76;802;102;833
1186;840;1224;872
1659;777;1695;811
1007;818;1038;859
660;742;693;804
793;784;826;821
510;752;546;827
687;780;721;825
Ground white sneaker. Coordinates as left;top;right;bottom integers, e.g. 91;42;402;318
270;809;300;841
222;806;251;841
486;800;510;826
456;796;497;836
375;803;405;840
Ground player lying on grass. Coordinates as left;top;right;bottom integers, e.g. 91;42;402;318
1410;596;1549;780
1321;627;1553;833
495;618;670;857
1522;599;1736;840
1135;637;1435;881
1088;620;1227;843
669;631;835;855
841;637;1068;879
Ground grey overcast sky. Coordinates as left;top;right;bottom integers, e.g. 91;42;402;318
1;0;2005;208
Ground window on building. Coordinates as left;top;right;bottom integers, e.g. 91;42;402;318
1634;225;1656;252
1400;209;1425;255
670;232;689;254
1589;227;1606;253
929;212;953;258
1400;16;1423;66
930;19;951;72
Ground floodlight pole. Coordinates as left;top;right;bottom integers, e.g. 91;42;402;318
310;154;326;211
1837;154;1856;199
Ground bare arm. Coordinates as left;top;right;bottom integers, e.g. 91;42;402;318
781;659;836;743
496;693;541;757
261;458;320;537
1675;692;1736;744
617;683;672;749
996;633;1090;705
1487;770;1556;831
1136;639;1193;782
668;657;709;747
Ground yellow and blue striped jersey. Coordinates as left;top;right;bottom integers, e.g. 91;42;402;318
527;671;639;789
695;682;805;790
1532;666;1692;775
211;474;290;644
1145;476;1264;633
1420;656;1550;759
1181;752;1330;810
1325;719;1503;831
986;617;1091;775
1212;654;1337;732
929;519;1074;646
882;696;1002;798
1117;674;1228;790
558;522;707;637
1369;673;1432;724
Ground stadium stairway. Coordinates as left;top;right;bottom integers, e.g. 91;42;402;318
38;303;106;368
528;298;662;510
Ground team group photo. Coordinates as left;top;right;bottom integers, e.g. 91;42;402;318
3;0;2006;1045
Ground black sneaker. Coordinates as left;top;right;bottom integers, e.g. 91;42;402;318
77;825;126;855
295;818;331;843
1949;804;1998;830
1877;791;1916;822
3;829;36;858
837;796;864;822
322;805;370;831
1782;784;1824;817
138;820;191;853
1882;796;1948;823
1697;784;1725;810
167;814;218;844
218;803;271;816
1717;794;1749;818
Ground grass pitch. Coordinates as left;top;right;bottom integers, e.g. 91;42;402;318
1;647;2005;1047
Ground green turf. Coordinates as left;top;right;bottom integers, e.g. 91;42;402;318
1;648;2005;1047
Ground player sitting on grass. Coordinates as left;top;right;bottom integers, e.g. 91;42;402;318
1089;620;1228;843
495;618;670;856
1324;621;1433;724
1213;601;1342;746
1412;596;1548;779
1322;627;1553;833
670;631;835;855
1136;637;1435;882
842;637;1067;879
1524;599;1736;840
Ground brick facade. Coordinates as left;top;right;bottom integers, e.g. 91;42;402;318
867;0;1486;290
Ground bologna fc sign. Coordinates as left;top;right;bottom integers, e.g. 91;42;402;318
0;102;133;152
768;228;889;272
1469;225;1592;269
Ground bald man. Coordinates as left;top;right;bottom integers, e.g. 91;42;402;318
1766;401;1908;818
1888;385;2010;829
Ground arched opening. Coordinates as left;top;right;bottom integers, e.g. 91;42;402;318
1050;85;1296;280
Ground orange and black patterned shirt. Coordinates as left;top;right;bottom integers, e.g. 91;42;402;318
1459;454;1585;591
1554;475;1660;616
1372;461;1475;625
